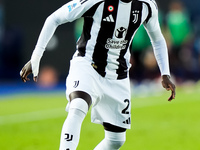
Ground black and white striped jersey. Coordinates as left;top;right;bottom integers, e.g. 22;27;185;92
70;0;159;79
33;0;170;80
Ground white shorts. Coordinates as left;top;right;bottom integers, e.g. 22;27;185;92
66;57;131;129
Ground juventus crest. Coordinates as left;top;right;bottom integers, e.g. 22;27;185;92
132;10;140;24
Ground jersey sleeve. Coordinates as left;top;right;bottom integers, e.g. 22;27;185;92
54;0;100;22
30;0;102;76
143;1;170;76
32;0;101;58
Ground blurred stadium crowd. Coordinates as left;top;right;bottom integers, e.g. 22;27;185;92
130;0;200;85
0;0;200;87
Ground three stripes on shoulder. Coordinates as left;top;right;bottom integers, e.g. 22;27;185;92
103;14;114;22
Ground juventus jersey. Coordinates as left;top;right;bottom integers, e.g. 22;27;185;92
32;0;170;80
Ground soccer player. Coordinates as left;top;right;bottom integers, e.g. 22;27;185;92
20;0;176;149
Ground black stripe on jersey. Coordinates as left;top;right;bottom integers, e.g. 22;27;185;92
92;0;119;77
77;17;93;56
82;1;103;17
116;1;143;79
77;1;103;56
80;0;88;5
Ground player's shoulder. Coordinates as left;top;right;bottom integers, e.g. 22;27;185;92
78;0;104;5
137;0;155;4
66;0;104;14
137;0;158;9
137;0;158;16
69;0;104;7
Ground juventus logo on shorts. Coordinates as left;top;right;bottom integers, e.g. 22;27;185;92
73;80;79;88
65;133;73;141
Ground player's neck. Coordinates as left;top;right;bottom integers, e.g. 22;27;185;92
120;0;132;3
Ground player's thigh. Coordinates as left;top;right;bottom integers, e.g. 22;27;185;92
66;57;99;102
91;77;131;129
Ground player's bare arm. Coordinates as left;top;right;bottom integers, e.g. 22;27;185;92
161;75;176;101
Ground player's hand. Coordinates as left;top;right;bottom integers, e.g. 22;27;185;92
20;61;37;82
161;75;176;101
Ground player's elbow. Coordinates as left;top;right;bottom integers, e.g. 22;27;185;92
45;14;61;27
